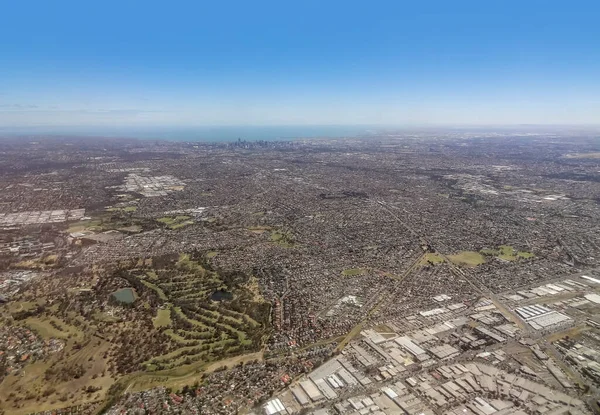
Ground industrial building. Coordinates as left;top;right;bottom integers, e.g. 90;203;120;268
515;305;573;331
263;398;288;415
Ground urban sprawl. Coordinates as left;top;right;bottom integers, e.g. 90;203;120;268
1;130;600;415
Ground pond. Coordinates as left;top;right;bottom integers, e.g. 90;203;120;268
210;289;233;302
112;288;136;304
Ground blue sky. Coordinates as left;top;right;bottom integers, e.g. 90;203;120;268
1;0;599;127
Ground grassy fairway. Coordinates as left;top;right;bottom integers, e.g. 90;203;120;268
123;253;269;373
153;308;172;328
127;351;264;393
140;280;168;300
24;317;84;340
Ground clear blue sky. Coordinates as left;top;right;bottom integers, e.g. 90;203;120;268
1;0;599;127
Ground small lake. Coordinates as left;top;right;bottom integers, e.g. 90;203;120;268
112;288;136;304
210;289;233;302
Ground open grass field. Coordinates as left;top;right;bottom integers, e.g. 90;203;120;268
0;317;113;415
67;213;150;235
6;300;41;313
448;245;534;267
67;219;103;233
419;252;445;266
480;245;534;261
342;268;366;276
118;224;142;233
157;215;194;230
269;230;295;247
447;251;486;267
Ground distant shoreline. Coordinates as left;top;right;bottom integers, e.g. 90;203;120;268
0;125;377;143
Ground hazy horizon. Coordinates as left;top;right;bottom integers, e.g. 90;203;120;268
2;124;599;143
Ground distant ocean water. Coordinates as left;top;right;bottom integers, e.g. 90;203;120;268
0;125;379;142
